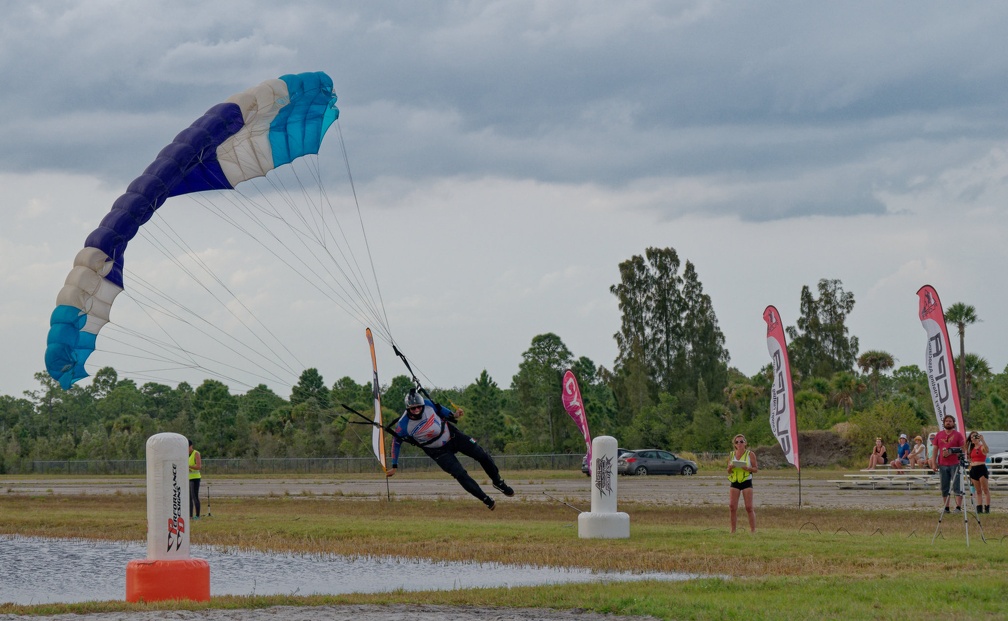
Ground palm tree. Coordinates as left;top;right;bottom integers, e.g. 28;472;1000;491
830;371;866;417
856;349;896;398
944;302;979;412
959;352;992;420
723;381;762;424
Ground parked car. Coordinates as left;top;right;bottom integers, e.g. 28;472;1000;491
975;430;1008;455
977;430;1008;473
581;447;631;475
617;449;697;476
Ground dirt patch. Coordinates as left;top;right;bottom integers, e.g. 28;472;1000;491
753;430;855;469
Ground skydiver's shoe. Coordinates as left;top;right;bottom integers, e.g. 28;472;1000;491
493;480;515;497
483;497;496;511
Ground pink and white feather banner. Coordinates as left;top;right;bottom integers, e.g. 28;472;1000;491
764;305;800;470
561;369;593;473
917;285;964;432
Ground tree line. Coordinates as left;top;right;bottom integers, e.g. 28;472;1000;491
3;247;1004;472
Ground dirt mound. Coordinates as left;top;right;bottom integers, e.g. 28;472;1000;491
755;430;853;468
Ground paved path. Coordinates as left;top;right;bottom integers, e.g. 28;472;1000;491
2;473;943;511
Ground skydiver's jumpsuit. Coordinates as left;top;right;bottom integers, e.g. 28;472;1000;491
390;398;502;503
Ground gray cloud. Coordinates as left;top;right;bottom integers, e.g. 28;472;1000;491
5;1;1008;395
5;2;1008;215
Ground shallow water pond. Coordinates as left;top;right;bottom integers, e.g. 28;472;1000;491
0;535;694;605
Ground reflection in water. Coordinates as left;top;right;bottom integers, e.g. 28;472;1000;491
0;535;694;605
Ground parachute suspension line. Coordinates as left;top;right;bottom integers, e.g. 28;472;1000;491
256;151;392;345
101;325;274;385
306;153;392;342
144;134;393;372
195;154;391;335
112;280;215;374
187;186;387;350
112;236;305;390
336;121;394;345
280;155;391;336
136;214;305;376
113;272;296;386
190;186;344;297
95;269;289;390
115;274;299;388
133;226;294;375
188;173;392;338
262;159;328;246
96;324;279;389
109;267;202;373
96;236;252;386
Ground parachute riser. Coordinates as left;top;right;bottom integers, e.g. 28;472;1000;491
392;343;439;405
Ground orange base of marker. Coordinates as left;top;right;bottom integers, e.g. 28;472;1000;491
126;558;210;602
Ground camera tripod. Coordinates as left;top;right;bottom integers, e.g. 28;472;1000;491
931;455;986;546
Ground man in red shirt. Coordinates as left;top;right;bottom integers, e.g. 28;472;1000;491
934;414;966;512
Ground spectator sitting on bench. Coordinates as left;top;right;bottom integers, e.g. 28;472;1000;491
867;437;888;470
890;434;911;471
907;435;927;468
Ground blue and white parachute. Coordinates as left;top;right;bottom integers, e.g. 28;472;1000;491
45;72;340;389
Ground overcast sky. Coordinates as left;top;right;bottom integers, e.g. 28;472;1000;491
4;1;1008;400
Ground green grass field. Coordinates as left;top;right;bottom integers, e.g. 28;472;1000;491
1;475;1006;620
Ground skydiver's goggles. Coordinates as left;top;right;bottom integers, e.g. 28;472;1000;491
407;405;423;419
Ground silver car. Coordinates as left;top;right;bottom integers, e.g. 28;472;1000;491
618;449;697;476
581;448;630;475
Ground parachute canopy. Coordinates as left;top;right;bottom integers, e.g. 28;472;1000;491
46;72;340;389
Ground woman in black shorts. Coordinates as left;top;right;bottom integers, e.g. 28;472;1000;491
727;434;758;533
967;432;990;513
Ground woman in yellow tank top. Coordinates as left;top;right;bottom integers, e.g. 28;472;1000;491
727;434;757;533
188;438;202;521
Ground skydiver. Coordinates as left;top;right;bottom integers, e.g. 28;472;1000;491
386;389;514;510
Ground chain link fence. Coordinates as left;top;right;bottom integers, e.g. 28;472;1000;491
25;452;731;476
26;453;586;476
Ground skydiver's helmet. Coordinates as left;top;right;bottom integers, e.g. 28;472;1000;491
405;389;425;419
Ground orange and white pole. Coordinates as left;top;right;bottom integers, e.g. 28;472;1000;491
125;432;210;602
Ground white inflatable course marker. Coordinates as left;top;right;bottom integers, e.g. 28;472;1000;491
125;433;210;602
578;435;630;538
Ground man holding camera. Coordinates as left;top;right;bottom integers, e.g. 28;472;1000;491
935;414;966;512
